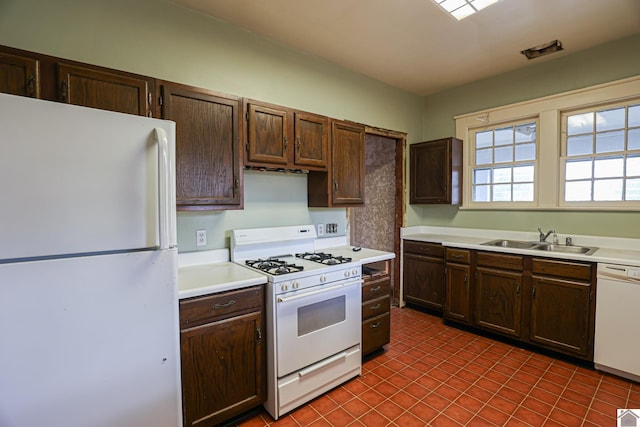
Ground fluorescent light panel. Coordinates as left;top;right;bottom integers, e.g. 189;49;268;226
434;0;499;20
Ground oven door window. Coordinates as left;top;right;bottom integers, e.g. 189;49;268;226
298;296;345;336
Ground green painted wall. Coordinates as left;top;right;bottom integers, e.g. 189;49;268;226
0;0;422;251
417;33;640;238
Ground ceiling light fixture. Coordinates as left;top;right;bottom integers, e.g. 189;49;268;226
521;40;563;60
432;0;500;20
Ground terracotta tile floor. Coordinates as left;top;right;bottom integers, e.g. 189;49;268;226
238;307;640;426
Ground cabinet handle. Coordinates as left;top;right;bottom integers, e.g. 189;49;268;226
370;322;380;329
256;327;262;343
516;284;520;296
333;181;338;194
452;254;464;259
213;300;236;310
464;274;468;286
369;304;381;310
296;137;301;152
370;286;381;292
60;80;68;102
532;284;536;298
234;176;239;191
283;136;288;151
27;75;36;97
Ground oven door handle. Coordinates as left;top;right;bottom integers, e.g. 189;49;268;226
277;279;362;303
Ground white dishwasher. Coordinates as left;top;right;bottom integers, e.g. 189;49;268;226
594;263;640;382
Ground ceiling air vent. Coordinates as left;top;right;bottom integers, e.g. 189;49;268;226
521;40;563;60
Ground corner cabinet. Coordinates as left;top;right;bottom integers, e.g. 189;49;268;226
308;120;365;207
179;286;265;427
244;99;328;171
160;82;243;210
402;241;445;312
410;137;462;205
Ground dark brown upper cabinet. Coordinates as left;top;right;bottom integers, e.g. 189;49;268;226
244;99;328;171
308;120;365;207
160;82;243;210
0;50;40;98
410;137;462;205
57;63;154;117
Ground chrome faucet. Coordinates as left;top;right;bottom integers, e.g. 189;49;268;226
537;227;555;242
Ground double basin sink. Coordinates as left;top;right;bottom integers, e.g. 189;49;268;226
481;239;598;255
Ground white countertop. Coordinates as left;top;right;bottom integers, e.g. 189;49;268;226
401;226;640;267
322;245;396;264
178;262;267;300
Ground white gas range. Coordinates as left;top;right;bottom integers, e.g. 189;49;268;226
231;225;362;420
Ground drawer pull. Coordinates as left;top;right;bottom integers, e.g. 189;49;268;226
452;254;464;259
370;286;381;292
370;322;380;329
369;304;381;310
213;300;236;310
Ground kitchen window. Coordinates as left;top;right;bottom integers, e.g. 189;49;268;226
471;120;537;204
455;75;640;210
560;102;640;205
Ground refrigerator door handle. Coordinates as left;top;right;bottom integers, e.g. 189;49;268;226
154;127;177;250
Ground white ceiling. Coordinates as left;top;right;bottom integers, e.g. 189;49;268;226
170;0;640;96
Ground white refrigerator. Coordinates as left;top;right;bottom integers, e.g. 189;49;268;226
0;93;182;427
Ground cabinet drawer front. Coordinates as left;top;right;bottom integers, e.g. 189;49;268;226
446;248;471;264
404;241;444;257
477;252;523;271
180;285;263;328
362;278;391;301
362;295;390;319
532;258;592;281
362;312;390;355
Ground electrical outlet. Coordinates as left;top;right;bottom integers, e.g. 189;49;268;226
326;223;338;234
317;224;324;236
196;229;207;247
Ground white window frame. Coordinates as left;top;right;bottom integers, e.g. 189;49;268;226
469;118;539;209
559;101;640;208
455;75;640;211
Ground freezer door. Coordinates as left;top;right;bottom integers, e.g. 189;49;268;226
0;93;176;260
0;249;181;427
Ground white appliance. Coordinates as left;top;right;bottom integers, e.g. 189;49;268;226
231;225;362;420
594;263;640;383
0;93;182;427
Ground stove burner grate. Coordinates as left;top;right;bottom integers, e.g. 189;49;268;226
295;252;352;265
245;258;304;275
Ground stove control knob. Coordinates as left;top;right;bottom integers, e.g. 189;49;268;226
344;270;351;278
281;283;288;292
320;275;327;283
292;281;299;289
352;268;359;276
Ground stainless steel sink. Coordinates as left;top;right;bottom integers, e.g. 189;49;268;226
481;239;540;249
532;244;598;255
480;239;598;255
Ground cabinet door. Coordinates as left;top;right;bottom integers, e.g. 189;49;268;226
181;311;264;427
475;267;523;338
331;120;365;205
530;276;592;358
0;51;39;98
294;111;328;170
246;102;291;166
445;263;472;324
410;138;462;205
403;253;445;311
161;84;242;210
57;63;153;116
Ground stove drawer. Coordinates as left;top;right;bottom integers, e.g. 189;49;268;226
180;285;263;328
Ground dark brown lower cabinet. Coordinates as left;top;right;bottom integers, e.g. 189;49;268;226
361;261;392;356
402;241;445;311
475;267;523;339
444;249;472;324
179;286;265;427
